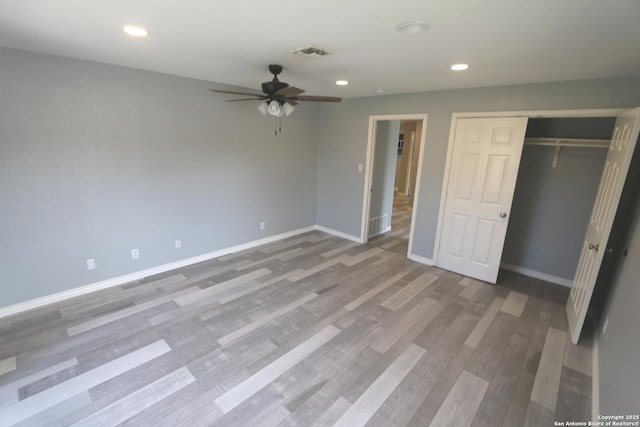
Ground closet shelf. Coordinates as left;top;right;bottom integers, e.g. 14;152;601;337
523;137;610;168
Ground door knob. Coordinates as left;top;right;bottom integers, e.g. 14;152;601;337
499;212;507;218
588;243;599;251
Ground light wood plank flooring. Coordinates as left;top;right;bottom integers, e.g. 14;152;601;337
0;201;592;426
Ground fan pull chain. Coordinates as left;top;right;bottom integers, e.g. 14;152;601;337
274;115;283;136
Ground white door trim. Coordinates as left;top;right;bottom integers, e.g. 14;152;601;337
361;113;428;259
433;108;626;266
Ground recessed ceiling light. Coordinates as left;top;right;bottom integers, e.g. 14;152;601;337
395;21;430;34
122;25;149;37
376;88;386;93
336;80;349;86
451;63;469;71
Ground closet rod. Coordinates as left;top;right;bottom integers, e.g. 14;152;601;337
523;137;611;168
524;137;610;148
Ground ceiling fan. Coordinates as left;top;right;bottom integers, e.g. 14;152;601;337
210;64;342;120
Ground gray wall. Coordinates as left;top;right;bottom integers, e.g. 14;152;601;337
598;188;640;414
369;120;400;232
502;118;614;280
525;117;617;140
316;76;640;258
0;47;319;307
502;146;606;279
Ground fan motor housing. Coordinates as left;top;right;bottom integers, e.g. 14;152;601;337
262;64;288;96
261;80;289;96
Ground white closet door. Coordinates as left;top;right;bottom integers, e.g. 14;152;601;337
567;107;640;344
437;117;528;283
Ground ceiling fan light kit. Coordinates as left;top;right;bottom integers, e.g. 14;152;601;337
211;64;341;135
257;102;268;115
267;100;281;116
282;102;295;117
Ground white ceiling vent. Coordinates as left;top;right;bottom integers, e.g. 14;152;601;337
289;45;331;58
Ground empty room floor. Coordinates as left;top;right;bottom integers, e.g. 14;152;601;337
0;231;592;426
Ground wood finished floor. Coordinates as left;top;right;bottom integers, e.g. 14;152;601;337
0;196;592;426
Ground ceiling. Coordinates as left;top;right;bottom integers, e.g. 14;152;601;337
1;1;639;99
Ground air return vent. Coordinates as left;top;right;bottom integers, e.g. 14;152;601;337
289;45;331;58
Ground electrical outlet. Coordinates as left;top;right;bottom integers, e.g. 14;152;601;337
131;248;140;260
260;222;265;231
175;239;182;249
602;317;609;335
86;259;96;270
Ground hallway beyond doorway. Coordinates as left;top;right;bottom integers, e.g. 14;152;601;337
368;192;412;254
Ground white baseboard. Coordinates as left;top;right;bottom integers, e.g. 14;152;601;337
0;226;316;319
592;330;600;421
0;224;433;318
314;225;363;243
500;262;573;287
408;253;434;266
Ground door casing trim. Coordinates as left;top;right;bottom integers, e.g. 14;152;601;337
361;114;428;262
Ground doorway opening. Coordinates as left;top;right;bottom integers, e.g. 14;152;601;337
361;114;428;260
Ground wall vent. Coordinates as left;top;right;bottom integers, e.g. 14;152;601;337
368;214;390;238
289;45;331;58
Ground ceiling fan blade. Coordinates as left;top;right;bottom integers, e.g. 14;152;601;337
225;98;268;102
294;95;342;102
286;100;299;106
276;86;305;97
210;89;264;97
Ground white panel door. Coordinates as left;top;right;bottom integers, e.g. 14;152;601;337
437;117;528;283
567;107;640;344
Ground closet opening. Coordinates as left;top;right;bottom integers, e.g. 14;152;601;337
501;117;616;288
435;107;640;343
